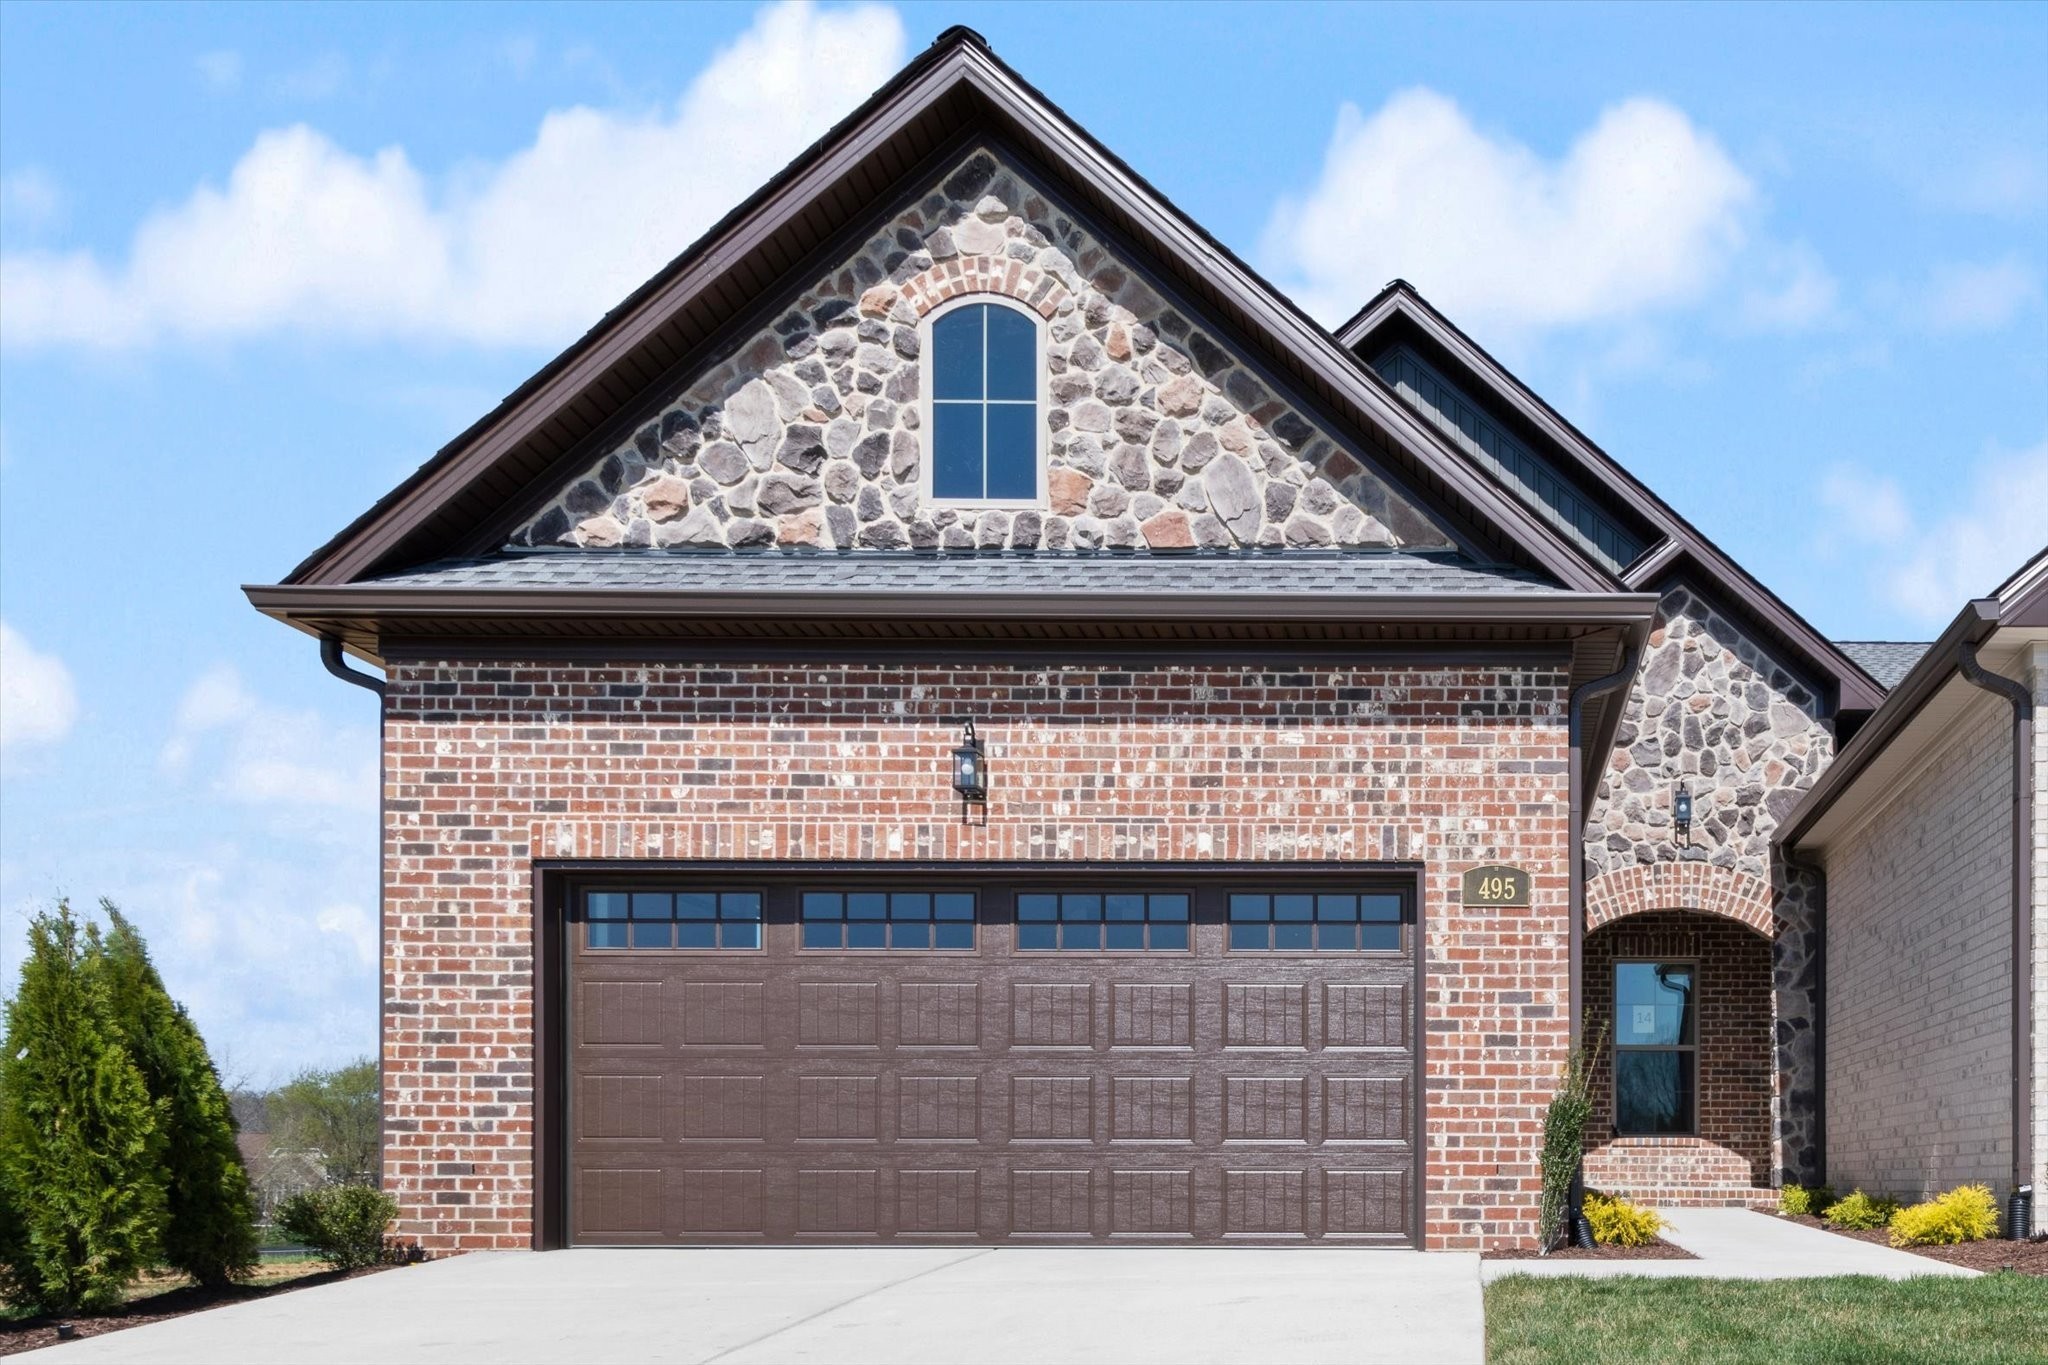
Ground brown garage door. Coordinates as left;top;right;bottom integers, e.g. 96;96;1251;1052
566;871;1417;1245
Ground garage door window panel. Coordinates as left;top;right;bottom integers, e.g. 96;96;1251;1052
802;891;976;950
583;889;762;950
1017;892;1189;951
1228;893;1404;952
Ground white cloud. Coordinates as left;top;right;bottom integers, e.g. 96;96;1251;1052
1260;88;1759;337
0;622;79;757
160;664;375;813
1919;256;2041;334
1821;435;2048;626
1;1;907;352
195;49;243;92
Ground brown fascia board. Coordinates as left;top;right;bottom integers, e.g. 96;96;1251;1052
246;583;1658;631
1773;598;2002;853
1338;285;1887;712
279;29;1615;599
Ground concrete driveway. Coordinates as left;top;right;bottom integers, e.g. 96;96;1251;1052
28;1247;1484;1365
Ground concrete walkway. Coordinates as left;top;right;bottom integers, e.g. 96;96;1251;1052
1479;1207;1980;1281
26;1247;1486;1365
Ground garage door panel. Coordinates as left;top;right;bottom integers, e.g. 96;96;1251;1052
897;1075;980;1140
898;1169;980;1234
796;981;881;1047
897;981;982;1046
1324;981;1410;1049
1324;1075;1408;1144
1223;983;1310;1049
1009;982;1095;1047
568;875;1416;1246
1110;982;1194;1048
679;980;766;1047
796;1075;882;1140
1109;1075;1194;1141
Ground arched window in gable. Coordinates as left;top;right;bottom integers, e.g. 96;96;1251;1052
925;297;1044;504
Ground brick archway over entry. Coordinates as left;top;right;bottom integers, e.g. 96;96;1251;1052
1584;863;1777;937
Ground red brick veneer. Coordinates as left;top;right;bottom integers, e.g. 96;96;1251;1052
1583;863;1777;936
1582;910;1776;1205
380;659;1570;1252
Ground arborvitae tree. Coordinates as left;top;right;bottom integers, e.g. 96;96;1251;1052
100;904;257;1287
0;902;166;1312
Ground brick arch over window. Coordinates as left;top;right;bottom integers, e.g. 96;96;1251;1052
887;253;1074;320
1584;863;1777;937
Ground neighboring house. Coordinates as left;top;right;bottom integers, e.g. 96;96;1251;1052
1777;550;2045;1210
250;29;2009;1254
236;1130;325;1222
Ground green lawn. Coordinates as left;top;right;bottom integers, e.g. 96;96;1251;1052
1486;1273;2048;1365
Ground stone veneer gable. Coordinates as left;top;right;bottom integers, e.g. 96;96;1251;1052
511;149;1455;555
1583;581;1839;1187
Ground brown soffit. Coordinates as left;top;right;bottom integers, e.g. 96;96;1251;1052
277;28;1615;598
1338;282;1887;713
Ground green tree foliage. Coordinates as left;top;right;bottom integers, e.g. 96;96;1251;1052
269;1059;379;1186
99;905;257;1287
0;902;166;1312
275;1184;397;1270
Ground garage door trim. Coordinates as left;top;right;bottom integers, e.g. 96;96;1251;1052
531;860;1427;1249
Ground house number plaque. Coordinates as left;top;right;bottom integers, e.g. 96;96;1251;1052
1461;864;1532;907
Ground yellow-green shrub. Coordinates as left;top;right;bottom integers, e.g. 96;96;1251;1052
1778;1183;1835;1217
1583;1191;1663;1247
1822;1190;1898;1230
1889;1184;1999;1247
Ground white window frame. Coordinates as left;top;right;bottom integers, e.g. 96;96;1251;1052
917;293;1050;510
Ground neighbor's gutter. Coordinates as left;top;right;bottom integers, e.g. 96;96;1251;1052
1958;640;2035;1200
318;635;389;1193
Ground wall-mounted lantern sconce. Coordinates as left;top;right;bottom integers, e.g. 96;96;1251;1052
951;719;987;808
1673;782;1694;846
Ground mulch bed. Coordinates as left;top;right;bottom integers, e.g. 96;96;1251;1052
0;1265;391;1356
1487;1235;1696;1261
1783;1213;2048;1276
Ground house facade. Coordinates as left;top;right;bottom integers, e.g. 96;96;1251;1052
252;29;1996;1254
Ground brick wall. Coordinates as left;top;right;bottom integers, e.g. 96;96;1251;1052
1581;911;1776;1205
1826;690;2014;1198
380;657;1570;1252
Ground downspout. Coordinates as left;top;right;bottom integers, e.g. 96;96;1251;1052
1565;637;1642;1242
1569;640;1643;1039
318;637;389;1192
1958;640;2035;1206
322;635;388;697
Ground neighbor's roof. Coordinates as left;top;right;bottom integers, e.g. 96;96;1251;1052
1833;641;1932;691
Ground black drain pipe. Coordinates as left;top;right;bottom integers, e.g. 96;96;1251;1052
1957;641;2035;1236
322;635;388;697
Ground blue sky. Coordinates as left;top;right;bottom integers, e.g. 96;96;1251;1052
2;0;2043;1083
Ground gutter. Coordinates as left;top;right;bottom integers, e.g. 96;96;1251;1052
321;635;388;696
1958;641;2036;1200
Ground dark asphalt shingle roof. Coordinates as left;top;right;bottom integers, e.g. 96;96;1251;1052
1835;640;1932;690
363;550;1567;596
